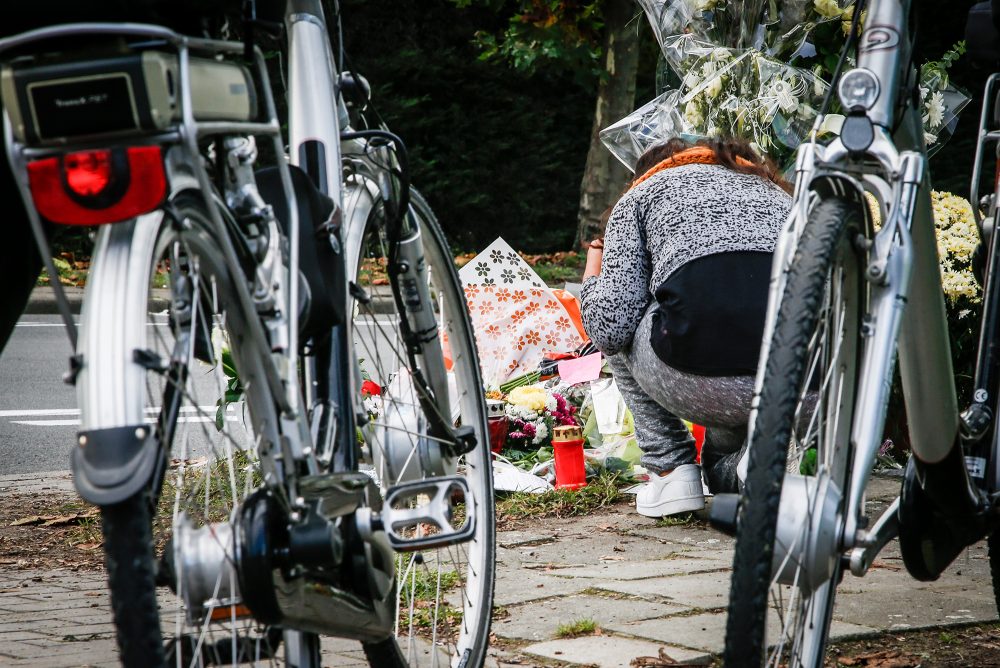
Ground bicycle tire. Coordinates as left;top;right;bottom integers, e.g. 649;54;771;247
724;197;866;667
85;194;302;667
347;187;495;667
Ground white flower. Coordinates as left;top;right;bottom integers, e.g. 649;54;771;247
505;403;539;421
683;71;702;90
707;125;723;138
684;99;704;128
533;421;549;445
701;60;718;79
814;0;841;18
364;396;381;417
813;65;826;97
819;113;845;135
769;79;799;113
711;47;730;62
925;131;939;146
705;76;723;99
924;91;945;129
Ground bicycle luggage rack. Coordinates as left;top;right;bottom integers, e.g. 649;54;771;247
0;22;301;417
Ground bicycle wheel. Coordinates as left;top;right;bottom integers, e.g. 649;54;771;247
347;188;495;667
82;194;300;666
724;197;866;667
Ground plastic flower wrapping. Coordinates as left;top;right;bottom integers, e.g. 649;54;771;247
602;0;970;171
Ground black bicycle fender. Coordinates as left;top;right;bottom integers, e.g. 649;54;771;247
71;425;158;506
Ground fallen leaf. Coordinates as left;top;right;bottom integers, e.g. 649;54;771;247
40;515;78;527
869;561;902;572
630;647;712;666
838;650;920;668
10;515;45;526
75;542;102;551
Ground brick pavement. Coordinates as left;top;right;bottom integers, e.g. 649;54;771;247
0;472;996;667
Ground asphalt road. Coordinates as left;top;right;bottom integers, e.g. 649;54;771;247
0;314;78;475
0;312;404;476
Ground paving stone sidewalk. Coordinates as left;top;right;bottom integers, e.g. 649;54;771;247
0;472;995;667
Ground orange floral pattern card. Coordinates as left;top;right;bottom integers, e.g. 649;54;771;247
458;238;586;388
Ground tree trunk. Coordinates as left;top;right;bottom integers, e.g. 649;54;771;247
574;0;641;249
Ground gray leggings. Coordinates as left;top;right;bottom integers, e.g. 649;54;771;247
608;305;755;493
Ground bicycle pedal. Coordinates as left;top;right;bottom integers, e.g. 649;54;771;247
379;475;476;552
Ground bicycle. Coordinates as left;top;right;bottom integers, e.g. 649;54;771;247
0;1;495;666
710;1;1000;665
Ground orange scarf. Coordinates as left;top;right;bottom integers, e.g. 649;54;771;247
631;146;757;189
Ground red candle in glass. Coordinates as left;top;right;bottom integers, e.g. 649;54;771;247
486;399;508;454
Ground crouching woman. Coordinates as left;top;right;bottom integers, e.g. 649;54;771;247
580;137;792;518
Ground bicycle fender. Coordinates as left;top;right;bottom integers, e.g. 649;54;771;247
72;425;159;506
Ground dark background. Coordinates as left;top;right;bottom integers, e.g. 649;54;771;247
337;0;991;254
338;0;658;253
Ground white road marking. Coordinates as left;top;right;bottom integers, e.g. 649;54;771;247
0;408;79;417
11;419;80;426
12;416;239;427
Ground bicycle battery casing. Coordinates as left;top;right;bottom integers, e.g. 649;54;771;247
1;50;257;145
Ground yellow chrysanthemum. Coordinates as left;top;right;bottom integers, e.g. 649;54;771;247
863;190;980;305
506;385;549;412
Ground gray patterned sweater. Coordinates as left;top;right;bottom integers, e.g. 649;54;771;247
580;163;792;356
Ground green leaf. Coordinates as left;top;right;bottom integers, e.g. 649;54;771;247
799;448;818;476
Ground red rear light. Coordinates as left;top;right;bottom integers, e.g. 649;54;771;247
64;150;113;197
27;146;167;226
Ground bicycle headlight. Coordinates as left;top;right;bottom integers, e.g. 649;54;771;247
838;68;880;111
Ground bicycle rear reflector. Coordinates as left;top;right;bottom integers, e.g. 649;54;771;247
27;146;166;225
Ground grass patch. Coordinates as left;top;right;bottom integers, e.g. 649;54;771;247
398;565;461;603
528;251;585;287
655;512;697;527
400;602;463;636
496;471;627;523
555;618;598;638
454;250;585;288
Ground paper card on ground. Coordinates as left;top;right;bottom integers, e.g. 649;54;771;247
557;352;603;386
458;237;586;387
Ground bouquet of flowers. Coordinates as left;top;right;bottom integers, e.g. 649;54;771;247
602;0;969;170
504;385;579;448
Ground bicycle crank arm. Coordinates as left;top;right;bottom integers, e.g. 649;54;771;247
848;496;899;576
358;475;476;552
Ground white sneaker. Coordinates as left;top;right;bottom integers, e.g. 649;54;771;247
635;464;705;518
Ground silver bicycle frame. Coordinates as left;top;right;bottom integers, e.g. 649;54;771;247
753;0;958;554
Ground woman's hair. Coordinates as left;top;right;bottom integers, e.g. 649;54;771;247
633;136;792;194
